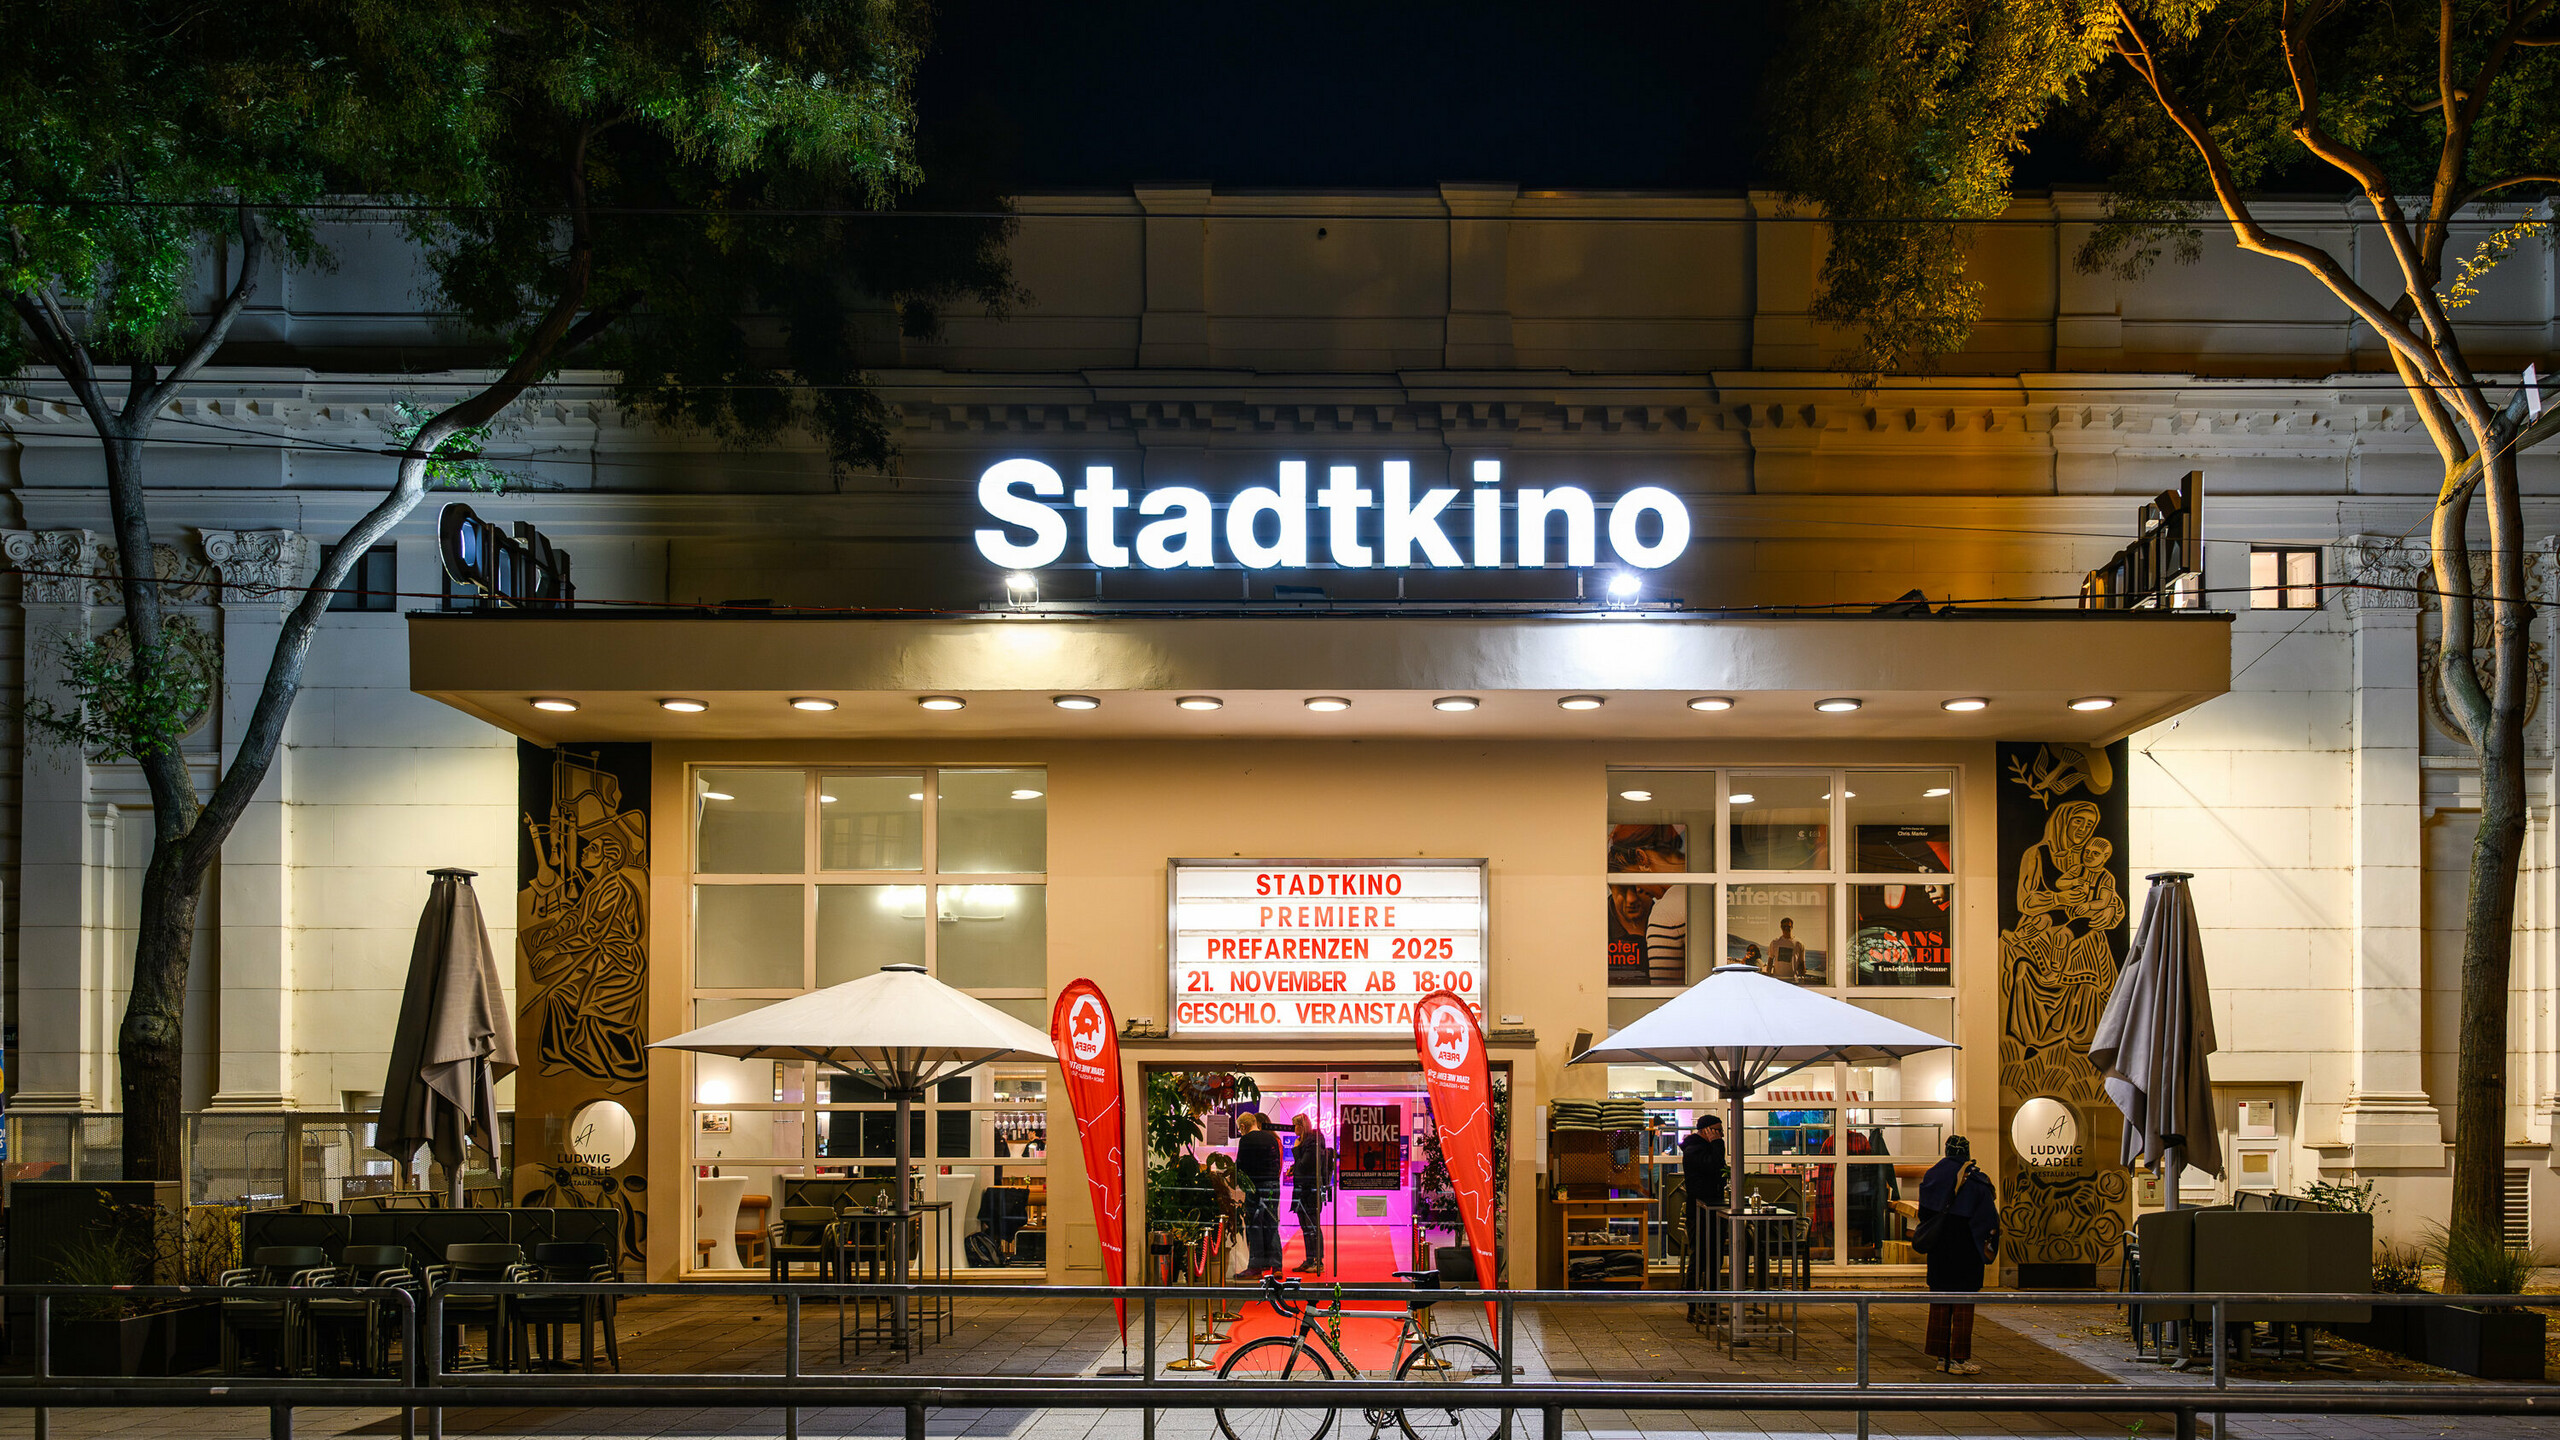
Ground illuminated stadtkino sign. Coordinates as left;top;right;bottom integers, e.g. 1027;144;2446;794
1169;859;1487;1038
974;458;1690;570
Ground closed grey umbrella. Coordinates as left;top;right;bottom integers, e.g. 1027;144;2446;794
377;868;519;1206
2089;871;2222;1206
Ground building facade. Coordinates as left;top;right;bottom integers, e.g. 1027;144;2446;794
3;187;2557;1282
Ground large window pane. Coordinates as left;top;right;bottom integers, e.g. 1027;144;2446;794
695;1110;805;1162
696;885;804;989
1608;882;1704;987
1725;882;1831;985
815;885;929;985
696;1049;807;1105
1850;881;1952;986
821;774;924;871
937;884;1046;989
1847;771;1953;874
1728;773;1830;870
938;768;1046;873
697;769;806;874
1607;772;1715;874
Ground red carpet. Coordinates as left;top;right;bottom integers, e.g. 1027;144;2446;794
1211;1226;1410;1371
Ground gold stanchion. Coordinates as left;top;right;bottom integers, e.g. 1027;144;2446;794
1165;1226;1214;1370
1204;1218;1238;1334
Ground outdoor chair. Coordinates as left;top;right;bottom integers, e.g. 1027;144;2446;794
405;1209;514;1265
432;1242;537;1372
304;1244;420;1376
220;1244;338;1375
242;1210;352;1263
514;1241;623;1371
784;1177;856;1211
767;1206;839;1286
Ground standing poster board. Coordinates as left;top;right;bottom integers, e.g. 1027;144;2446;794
1338;1103;1403;1191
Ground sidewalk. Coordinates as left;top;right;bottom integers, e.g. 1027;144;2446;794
0;1291;2549;1440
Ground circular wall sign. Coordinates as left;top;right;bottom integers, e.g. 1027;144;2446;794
566;1099;638;1171
2011;1096;2082;1168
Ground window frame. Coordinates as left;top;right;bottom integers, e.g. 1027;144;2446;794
2249;546;2324;610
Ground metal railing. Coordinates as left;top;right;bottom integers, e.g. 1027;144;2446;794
1;1281;2551;1440
2;1111;512;1208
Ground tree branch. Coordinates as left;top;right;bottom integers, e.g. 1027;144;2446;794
131;206;264;420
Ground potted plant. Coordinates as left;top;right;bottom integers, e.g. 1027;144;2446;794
41;1200;236;1376
2416;1222;2547;1381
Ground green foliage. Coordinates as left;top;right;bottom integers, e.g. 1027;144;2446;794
18;618;216;763
387;400;533;494
2430;1218;2540;1295
2373;1238;2429;1294
2302;1176;2380;1215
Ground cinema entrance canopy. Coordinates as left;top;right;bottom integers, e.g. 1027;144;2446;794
411;608;2230;740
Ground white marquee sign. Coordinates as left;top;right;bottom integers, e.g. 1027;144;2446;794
976;459;1689;571
1169;859;1488;1038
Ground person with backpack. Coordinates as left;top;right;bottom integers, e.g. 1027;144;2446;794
1288;1113;1331;1275
1913;1134;2001;1375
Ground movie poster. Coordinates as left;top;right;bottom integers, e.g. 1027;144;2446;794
1851;881;1952;985
1856;823;1950;875
1724;884;1830;986
1338;1103;1403;1190
1608;824;1690;986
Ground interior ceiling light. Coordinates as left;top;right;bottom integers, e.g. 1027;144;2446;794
1618;790;1654;802
790;697;838;712
659;698;708;713
1175;696;1224;711
908;792;924;801
819;795;838;803
1011;788;1044;800
1052;695;1100;710
700;789;733;801
917;696;966;711
1729;792;1755;805
1687;697;1735;712
1941;697;1989;712
1304;696;1352;712
1923;787;1952;798
1822;791;1857;801
1815;698;1863;713
530;697;579;713
1433;696;1481;712
1558;695;1605;710
2068;695;2117;712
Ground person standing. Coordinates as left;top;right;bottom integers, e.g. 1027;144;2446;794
1914;1135;2000;1375
1288;1113;1331;1275
1679;1115;1728;1289
1235;1111;1283;1275
1768;917;1807;982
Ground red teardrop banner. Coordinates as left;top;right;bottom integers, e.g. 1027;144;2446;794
1412;988;1499;1324
1053;979;1128;1337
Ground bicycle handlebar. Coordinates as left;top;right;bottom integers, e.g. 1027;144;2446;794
1260;1272;1306;1316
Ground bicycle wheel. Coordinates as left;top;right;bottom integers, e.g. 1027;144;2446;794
1394;1335;1513;1440
1215;1334;1339;1440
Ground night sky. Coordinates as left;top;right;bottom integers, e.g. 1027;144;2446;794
914;0;1778;193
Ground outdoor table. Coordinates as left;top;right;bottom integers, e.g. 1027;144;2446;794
1707;1206;1805;1358
832;1201;957;1354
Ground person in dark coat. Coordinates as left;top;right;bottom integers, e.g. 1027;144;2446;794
1679;1115;1727;1288
1288;1113;1330;1274
1914;1134;2000;1374
1235;1111;1284;1274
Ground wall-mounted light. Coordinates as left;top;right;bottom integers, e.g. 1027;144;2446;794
1004;572;1039;606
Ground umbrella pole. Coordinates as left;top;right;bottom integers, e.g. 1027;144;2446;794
1727;1087;1747;1325
894;1088;914;1353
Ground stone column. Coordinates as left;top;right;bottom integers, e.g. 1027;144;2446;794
2;530;112;1111
2335;535;2446;1169
1442;183;1517;369
199;529;313;1110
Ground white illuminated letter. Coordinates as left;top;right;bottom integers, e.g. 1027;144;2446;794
1074;466;1132;567
974;458;1068;568
1135;486;1216;568
1382;461;1461;567
1318;465;1375;567
1516;486;1596;567
1226;461;1309;569
1471;460;1503;568
1607;486;1691;569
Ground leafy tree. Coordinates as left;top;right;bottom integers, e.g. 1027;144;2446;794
3;0;1011;1182
1766;0;2556;1256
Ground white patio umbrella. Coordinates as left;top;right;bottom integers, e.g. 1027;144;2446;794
1571;963;1957;1292
650;963;1058;1345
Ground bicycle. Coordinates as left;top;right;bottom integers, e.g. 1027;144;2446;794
1213;1270;1513;1440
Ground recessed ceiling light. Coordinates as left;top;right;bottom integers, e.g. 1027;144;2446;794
908;792;923;801
1815;698;1862;713
1175;696;1223;711
1923;787;1952;798
1011;788;1044;800
1729;792;1755;805
1433;696;1481;712
1558;695;1605;711
700;790;733;801
1822;791;1856;801
1052;695;1100;711
530;697;580;713
1941;697;1989;712
790;697;838;712
1687;697;1735;712
1304;696;1352;712
1618;790;1654;802
2068;695;2117;712
659;698;708;713
918;696;966;711
820;795;838;803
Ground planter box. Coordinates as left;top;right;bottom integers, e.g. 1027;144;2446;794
2419;1305;2546;1381
2323;1305;2418;1357
51;1303;221;1377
